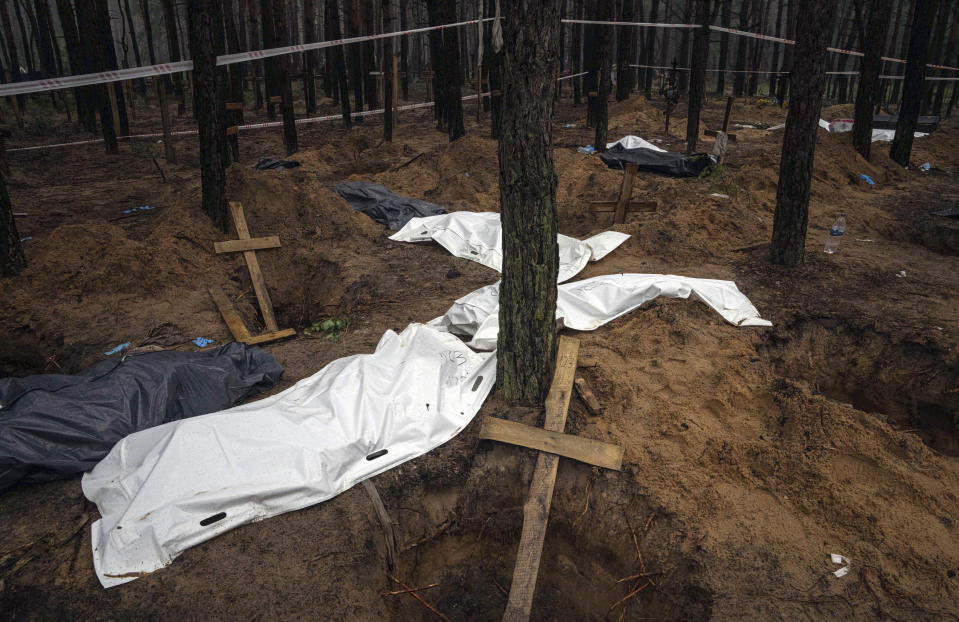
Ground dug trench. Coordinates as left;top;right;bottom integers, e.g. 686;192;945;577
3;96;959;619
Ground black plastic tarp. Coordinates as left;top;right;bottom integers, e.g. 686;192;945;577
0;342;284;491
873;114;940;133
600;145;716;177
254;157;301;170
335;181;446;230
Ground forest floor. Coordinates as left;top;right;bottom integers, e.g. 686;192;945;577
1;86;959;621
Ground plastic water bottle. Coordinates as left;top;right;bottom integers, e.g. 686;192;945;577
824;212;846;254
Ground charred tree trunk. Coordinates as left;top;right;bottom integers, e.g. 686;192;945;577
615;0;634;101
162;0;185;115
187;0;230;231
891;0;936;166
686;0;711;154
0;173;25;278
327;0;352;127
498;0;561;405
853;0;893;160
303;0;317;114
273;0;297;154
770;0;836;266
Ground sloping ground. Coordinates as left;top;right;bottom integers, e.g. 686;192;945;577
1;96;958;620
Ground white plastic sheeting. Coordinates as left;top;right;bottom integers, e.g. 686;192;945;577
82;323;495;588
869;128;928;142
820;119;928;142
389;211;630;283
433;273;773;350
606;135;666;152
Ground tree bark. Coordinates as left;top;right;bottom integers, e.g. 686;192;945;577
303;0;317;114
188;0;230;231
94;0;130;136
571;0;583;104
327;0;352;127
363;0;377;110
55;0;92;130
770;0;836;266
272;0;298;155
686;0;711;154
0;0;24;113
13;0;35;76
677;0;694;93
919;0;949;113
733;0;751;96
775;0;796;104
498;0;561;406
440;0;465;141
425;0;446;129
382;0;392;141
75;0;118;152
34;0;57;78
768;0;784;96
643;0;660;98
141;0;157;65
0;172;25;278
891;0;937;166
223;0;245;113
247;0;264;110
593;0;612;150
261;0;278;120
615;0;634;101
715;0;730;94
400;0;409;99
161;0;185;115
853;0;893;160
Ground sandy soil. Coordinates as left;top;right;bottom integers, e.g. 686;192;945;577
1;87;958;621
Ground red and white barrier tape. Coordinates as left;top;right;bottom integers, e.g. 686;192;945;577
562;19;698;28
0;18;494;99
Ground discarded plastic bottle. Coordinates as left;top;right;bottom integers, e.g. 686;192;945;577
824;212;846;254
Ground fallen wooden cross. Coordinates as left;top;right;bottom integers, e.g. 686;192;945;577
209;201;295;345
589;163;658;224
495;337;626;622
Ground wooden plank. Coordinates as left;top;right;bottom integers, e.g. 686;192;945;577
225;102;244;111
240;328;296;345
613;163;638;224
226;126;239;136
208;286;252;342
589;201;657;213
503;336;579;622
214;235;281;254
480;417;623;470
228;201;280;333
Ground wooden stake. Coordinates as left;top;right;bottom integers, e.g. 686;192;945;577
614;163;639;224
158;81;176;164
479;416;623;470
503;337;580;622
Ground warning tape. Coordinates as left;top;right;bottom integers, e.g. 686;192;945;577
562;19;698;28
628;63;787;74
0;18;494;98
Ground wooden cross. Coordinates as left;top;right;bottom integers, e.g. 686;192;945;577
209;201;294;345
486;337;624;622
589;163;658;224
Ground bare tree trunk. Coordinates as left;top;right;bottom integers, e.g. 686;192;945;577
644;0;660;97
891;0;936;166
141;0;157;64
327;0;352;127
400;0;409;99
770;0;837;266
593;0;612;150
94;0;130;136
0;1;24;114
261;0;278;120
363;0;377;110
273;0;297;154
686;0;711;154
733;0;750;96
13;0;35;75
775;0;795;104
715;0;730;94
0;172;25;278
572;0;583;104
347;0;365;120
303;0;317;114
187;0;231;231
440;0;464;140
162;0;185;115
248;0;264;110
34;0;57;78
425;0;445;128
932;2;959;117
224;0;245;118
920;0;951;113
677;0;693;93
75;0;118;152
382;0;392;141
853;0;893;160
498;0;561;405
55;0;92;129
615;0;634;101
768;0;784;95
